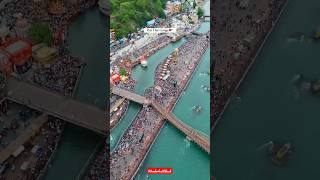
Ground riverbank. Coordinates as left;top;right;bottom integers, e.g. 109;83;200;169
109;21;202;130
212;0;288;128
110;32;209;180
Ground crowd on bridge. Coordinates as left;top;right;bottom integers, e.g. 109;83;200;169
212;0;287;121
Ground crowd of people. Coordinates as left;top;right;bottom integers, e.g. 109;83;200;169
0;101;40;150
212;0;287;123
0;116;64;180
85;141;108;180
110;32;209;179
33;55;82;96
24;117;64;179
0;1;107;179
0;0;97;97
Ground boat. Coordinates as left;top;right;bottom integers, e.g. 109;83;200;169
141;60;147;67
267;141;294;166
171;35;182;42
311;80;320;94
201;85;210;91
192;105;202;112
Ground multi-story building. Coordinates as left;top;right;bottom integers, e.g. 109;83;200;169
1;39;33;74
110;29;116;43
173;1;182;13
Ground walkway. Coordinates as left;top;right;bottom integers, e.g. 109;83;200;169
151;100;210;154
0;114;48;164
111;87;150;105
112;87;210;153
6;78;106;135
110;98;125;113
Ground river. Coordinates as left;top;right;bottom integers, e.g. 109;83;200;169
212;0;320;179
134;1;210;179
43;1;210;179
43;7;106;180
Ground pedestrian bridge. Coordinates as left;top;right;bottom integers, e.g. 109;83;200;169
151;100;210;153
111;87;150;105
5;78;106;135
112;87;210;153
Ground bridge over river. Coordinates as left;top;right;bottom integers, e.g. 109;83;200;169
5;78;106;135
111;87;210;153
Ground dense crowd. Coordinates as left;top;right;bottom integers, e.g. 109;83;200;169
212;0;287;122
110;33;209;179
0;0;97;97
33;55;82;96
0;101;40;150
0;116;64;180
0;73;6;100
24;117;64;179
85;141;108;180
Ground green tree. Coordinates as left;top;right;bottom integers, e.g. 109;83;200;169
110;0;167;39
197;7;204;17
119;68;126;76
27;24;53;45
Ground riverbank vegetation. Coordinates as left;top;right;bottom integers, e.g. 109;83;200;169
110;0;167;39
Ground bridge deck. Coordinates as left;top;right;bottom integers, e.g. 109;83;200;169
151;100;210;154
110;87;210;153
111;87;149;105
6;78;106;135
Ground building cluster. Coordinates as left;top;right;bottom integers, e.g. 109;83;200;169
110;65;129;85
0;14;57;76
164;0;182;17
110;29;116;44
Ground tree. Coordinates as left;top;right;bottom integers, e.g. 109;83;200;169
27;24;53;45
197;7;204;17
119;68;127;76
193;0;197;8
110;0;167;39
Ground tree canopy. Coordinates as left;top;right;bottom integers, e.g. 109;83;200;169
197;7;204;17
27;24;53;45
110;0;167;39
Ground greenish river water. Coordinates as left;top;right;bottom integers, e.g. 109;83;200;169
43;1;210;179
134;2;210;179
110;39;187;151
212;0;320;179
43;7;106;179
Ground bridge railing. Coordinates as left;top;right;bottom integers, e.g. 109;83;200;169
6;97;106;135
151;100;209;140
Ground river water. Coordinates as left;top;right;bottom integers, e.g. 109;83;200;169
110;38;187;151
134;2;210;179
43;2;210;179
43;7;106;179
212;0;320;179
